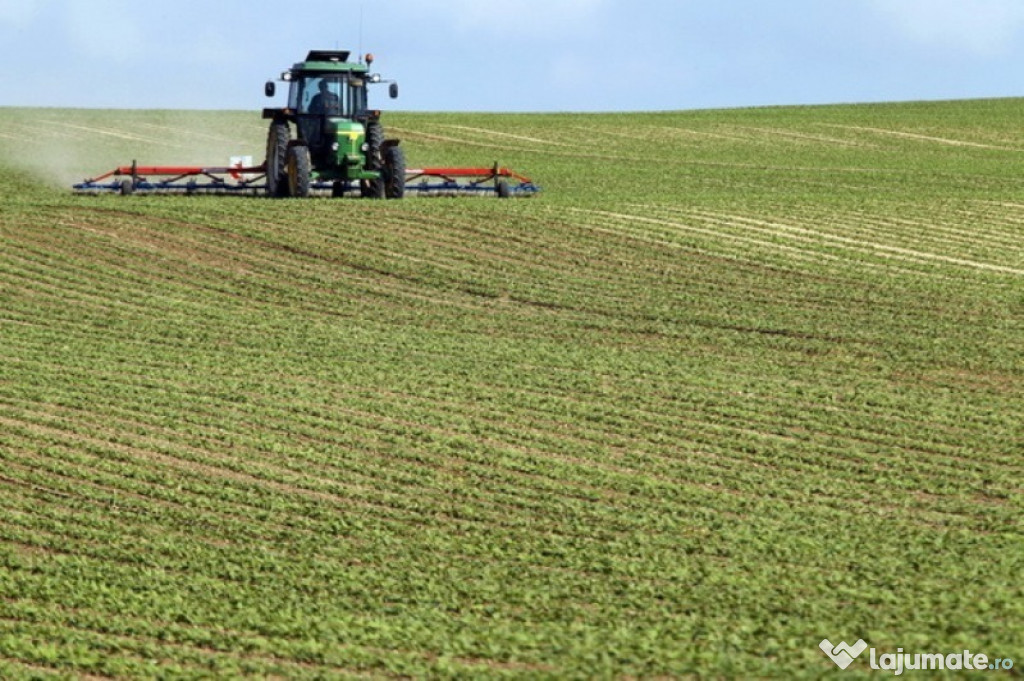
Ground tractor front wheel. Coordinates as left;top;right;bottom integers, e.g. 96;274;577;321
265;122;290;197
365;122;384;171
383;145;406;200
287;145;311;198
362;178;385;199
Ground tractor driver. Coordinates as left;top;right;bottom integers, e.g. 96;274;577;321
309;79;341;115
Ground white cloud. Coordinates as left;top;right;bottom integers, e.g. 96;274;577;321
870;0;1024;55
63;0;145;60
395;0;608;39
463;0;606;32
550;53;593;90
0;0;48;28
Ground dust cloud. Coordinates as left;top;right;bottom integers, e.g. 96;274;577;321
0;108;267;189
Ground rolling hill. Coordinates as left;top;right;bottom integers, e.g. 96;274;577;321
0;100;1021;678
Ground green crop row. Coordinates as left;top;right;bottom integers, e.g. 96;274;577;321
0;100;1021;677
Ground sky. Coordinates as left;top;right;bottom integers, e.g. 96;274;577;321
3;0;1024;113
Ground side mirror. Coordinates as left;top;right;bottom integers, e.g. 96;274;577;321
265;81;276;98
389;83;399;99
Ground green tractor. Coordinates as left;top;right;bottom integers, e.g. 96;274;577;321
263;50;405;199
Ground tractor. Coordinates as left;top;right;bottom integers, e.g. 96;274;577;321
263;50;405;199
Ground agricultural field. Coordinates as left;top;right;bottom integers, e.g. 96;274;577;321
0;99;1021;678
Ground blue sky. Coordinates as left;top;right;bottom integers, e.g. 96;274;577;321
3;0;1024;112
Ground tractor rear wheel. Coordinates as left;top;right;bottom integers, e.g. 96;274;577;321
383;145;406;199
266;122;291;197
287;145;311;198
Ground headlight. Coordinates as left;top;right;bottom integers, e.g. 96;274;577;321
331;143;340;151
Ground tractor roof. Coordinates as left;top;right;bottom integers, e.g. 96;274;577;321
307;50;350;62
293;50;368;74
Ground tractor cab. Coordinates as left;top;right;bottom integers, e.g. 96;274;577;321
289;74;367;117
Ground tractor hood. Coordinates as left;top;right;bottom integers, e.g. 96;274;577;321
330;118;367;167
